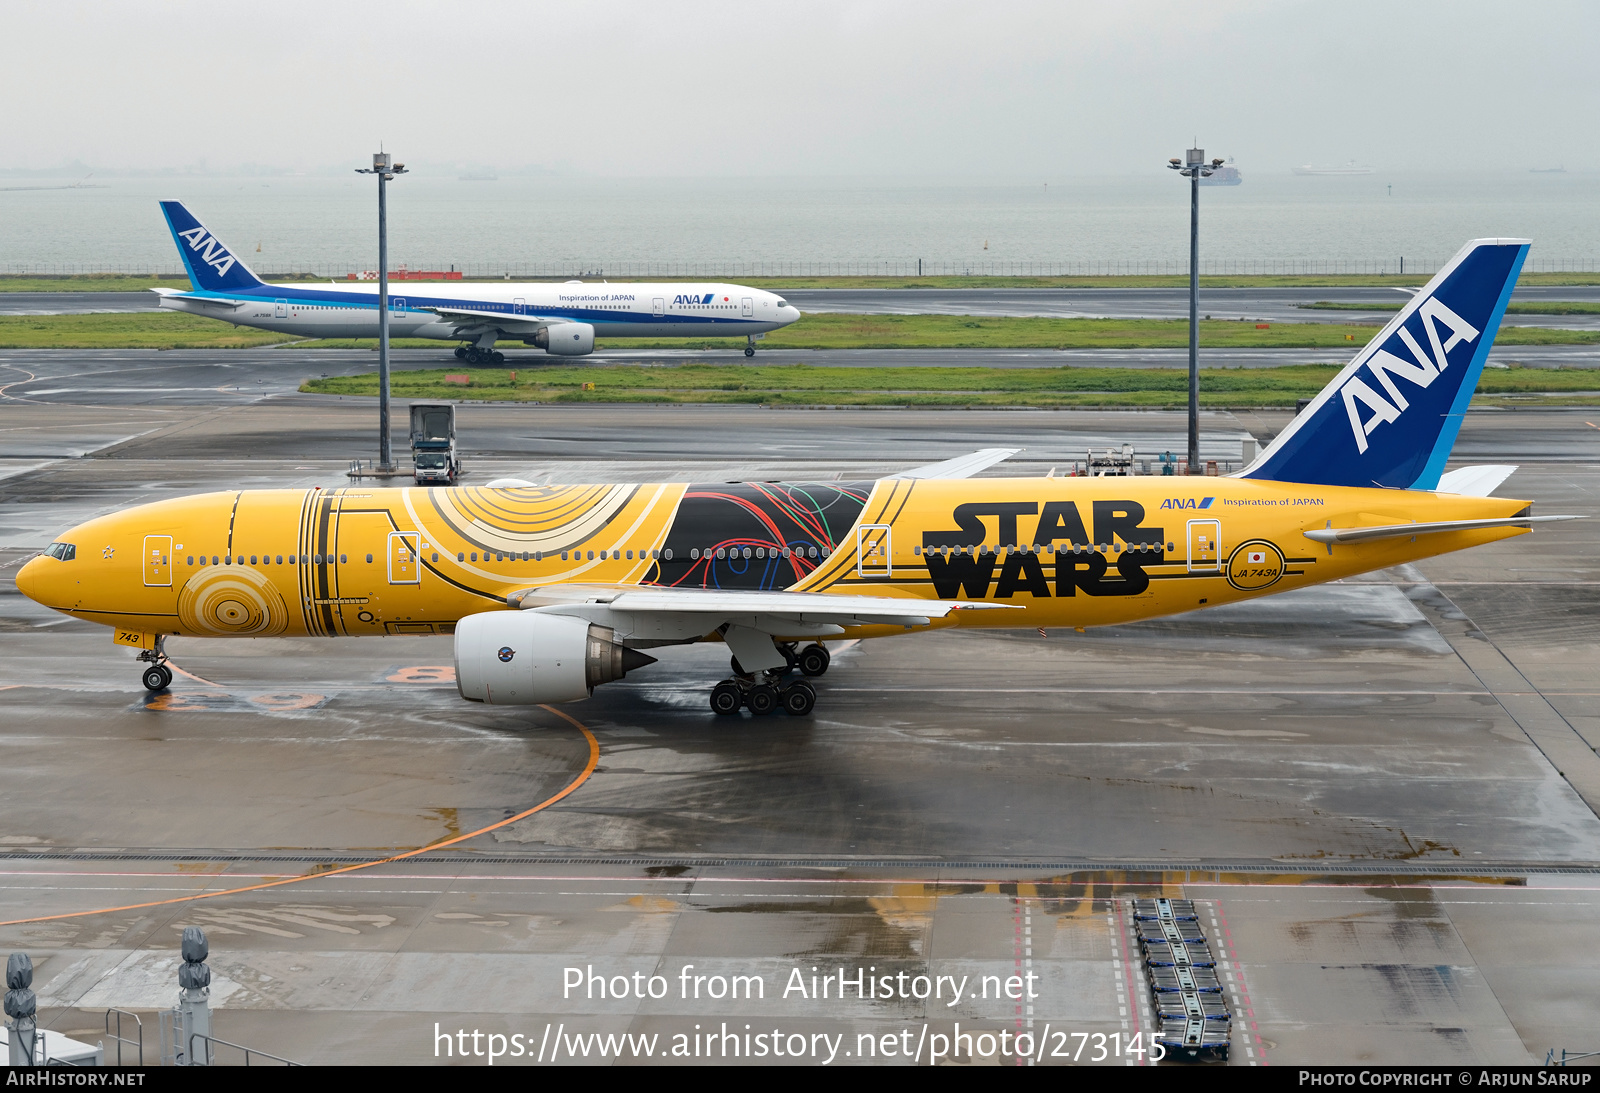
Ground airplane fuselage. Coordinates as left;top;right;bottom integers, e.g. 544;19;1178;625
156;281;800;343
18;475;1528;645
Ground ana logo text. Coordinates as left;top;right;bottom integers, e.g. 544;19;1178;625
673;293;715;306
1158;497;1214;510
1340;296;1480;454
175;226;237;277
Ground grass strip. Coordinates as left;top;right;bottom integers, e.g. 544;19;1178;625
300;363;1600;409
1301;300;1600;316
1;311;1594;351
297;313;1599;351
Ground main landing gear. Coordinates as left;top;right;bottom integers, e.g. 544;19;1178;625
455;345;505;365
709;642;828;716
137;636;172;692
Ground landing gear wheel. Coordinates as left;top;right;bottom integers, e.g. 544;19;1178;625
798;643;830;677
744;346;755;357
491;351;505;365
746;683;777;716
454;346;468;359
781;679;816;716
142;664;172;692
710;680;743;716
465;348;481;364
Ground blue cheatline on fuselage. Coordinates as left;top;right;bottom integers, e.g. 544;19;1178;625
154;199;801;345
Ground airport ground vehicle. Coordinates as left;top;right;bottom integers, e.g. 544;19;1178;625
410;404;460;486
18;239;1576;714
149;202;800;360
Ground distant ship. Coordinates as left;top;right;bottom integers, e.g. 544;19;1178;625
1292;162;1374;176
1199;163;1241;186
459;170;498;181
1530;165;1567;174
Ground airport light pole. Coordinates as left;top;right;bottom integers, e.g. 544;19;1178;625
355;152;407;472
1168;148;1224;474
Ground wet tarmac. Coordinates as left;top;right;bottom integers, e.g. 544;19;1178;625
2;377;1599;1065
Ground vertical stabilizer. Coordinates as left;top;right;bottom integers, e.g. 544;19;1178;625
158;201;265;294
1241;238;1529;490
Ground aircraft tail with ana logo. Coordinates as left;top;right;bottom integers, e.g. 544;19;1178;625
158;200;265;295
1241;237;1529;491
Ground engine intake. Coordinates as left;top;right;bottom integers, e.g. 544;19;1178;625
455;611;655;705
529;322;595;356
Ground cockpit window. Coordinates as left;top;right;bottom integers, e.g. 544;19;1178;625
44;542;76;561
774;298;788;308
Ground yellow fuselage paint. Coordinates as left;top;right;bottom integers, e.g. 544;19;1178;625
17;477;1527;642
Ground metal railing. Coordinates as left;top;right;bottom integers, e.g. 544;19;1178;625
3;257;1598;279
1546;1048;1600;1065
103;1008;142;1066
190;1031;300;1066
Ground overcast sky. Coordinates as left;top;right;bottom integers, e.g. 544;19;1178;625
4;0;1594;177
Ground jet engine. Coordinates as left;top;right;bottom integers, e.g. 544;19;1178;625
455;611;656;705
529;322;595;356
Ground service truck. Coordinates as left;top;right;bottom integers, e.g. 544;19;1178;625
410;404;461;485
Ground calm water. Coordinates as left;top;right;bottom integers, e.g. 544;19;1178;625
2;171;1595;275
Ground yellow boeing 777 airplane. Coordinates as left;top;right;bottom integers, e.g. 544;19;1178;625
16;239;1576;716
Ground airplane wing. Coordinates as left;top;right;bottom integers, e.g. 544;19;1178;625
1435;465;1518;497
488;451;1021;491
511;586;1015;625
507;585;1017;670
1304;514;1581;545
895;448;1020;479
423;305;551;332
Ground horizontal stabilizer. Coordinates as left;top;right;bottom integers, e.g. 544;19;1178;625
1304;514;1580;545
896;448;1020;480
1435;465;1517;497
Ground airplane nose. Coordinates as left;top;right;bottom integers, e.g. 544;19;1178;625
15;554;46;603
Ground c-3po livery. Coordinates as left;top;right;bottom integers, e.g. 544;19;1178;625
17;239;1574;716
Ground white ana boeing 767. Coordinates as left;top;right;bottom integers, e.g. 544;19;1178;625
152;200;801;363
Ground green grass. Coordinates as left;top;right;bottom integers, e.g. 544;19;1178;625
9;271;1600;292
0;312;290;348
1302;299;1600;316
299;362;1600;409
300;312;1598;351
4;310;1595;351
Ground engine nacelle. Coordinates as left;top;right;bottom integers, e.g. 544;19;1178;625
530;322;595;356
454;611;655;705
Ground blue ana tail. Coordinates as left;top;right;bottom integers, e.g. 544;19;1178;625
159;200;265;294
1242;237;1529;490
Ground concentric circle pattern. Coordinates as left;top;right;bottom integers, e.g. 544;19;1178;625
177;567;289;636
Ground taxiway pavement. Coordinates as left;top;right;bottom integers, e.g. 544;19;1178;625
1;380;1598;1065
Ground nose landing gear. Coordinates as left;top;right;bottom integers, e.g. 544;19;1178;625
137;636;173;691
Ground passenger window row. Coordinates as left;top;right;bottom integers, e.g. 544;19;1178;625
689;546;823;561
182;552;447;566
